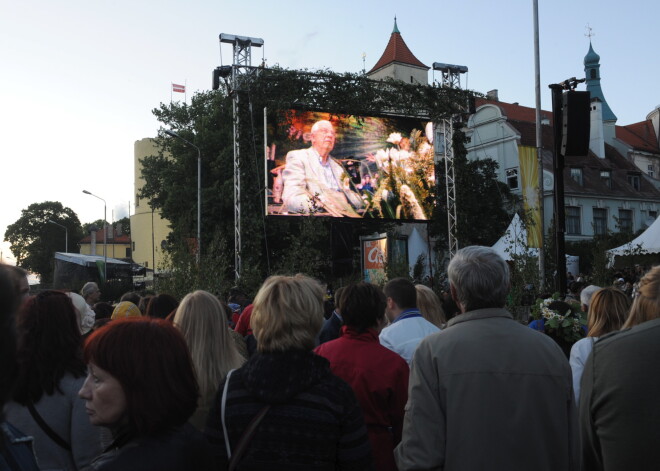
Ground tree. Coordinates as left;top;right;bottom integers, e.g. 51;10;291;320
4;201;84;282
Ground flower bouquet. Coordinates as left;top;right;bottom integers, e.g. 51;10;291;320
530;295;586;356
365;129;435;220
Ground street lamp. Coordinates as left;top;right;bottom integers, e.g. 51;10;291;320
83;190;107;282
47;220;68;253
164;129;202;263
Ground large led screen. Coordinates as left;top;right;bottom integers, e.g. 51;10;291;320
266;110;436;220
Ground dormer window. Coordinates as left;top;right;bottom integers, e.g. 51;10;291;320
600;170;612;189
627;173;641;191
570;168;583;186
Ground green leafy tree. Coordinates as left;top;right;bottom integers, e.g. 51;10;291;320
4;201;84;282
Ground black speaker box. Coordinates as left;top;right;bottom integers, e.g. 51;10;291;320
561;91;591;156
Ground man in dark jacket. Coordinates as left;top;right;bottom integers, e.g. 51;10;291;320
395;246;579;471
580;317;660;470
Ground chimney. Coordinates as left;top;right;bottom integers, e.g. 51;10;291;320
647;105;660;145
486;89;499;101
589;98;606;158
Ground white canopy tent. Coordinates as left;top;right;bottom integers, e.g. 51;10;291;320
491;214;539;261
607;216;660;266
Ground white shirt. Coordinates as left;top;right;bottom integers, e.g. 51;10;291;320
379;309;440;364
569;336;596;403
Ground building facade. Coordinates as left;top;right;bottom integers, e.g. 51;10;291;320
465;43;660;242
130;138;171;272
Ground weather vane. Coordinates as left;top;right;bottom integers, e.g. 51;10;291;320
585;23;595;39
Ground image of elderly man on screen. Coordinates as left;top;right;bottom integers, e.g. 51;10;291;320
282;120;365;217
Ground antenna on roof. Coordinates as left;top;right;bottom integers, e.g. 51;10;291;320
362;52;366;74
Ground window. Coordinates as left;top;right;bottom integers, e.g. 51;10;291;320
649;171;655;178
627;174;641;190
126;248;132;258
135;193;140;208
650;210;658;220
600;170;612;189
618;209;633;233
506;168;519;189
570;168;583;186
132;241;136;251
648;164;654;171
566;206;581;235
593;208;607;235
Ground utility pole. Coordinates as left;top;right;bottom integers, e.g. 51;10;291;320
549;77;587;295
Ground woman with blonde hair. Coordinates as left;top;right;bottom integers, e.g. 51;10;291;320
622;265;660;329
204;275;372;470
415;284;446;328
173;290;245;430
569;287;630;402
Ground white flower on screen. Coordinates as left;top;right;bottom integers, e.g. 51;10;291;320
387;132;402;145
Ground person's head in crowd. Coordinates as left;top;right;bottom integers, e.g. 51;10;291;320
0;264;21;412
448;246;509;313
251;275;324;353
119;291;141;306
9;265;30;303
67;291;96;335
111;301;141;320
93;302;113;320
13;290;86;405
587;287;630;338
333;286;345;310
415;284;446;328
79;317;199;435
173;290;244;409
337;282;386;333
145;293;179;319
383;278;417;322
580;285;602;313
81;282;101;306
623;265;660;329
138;295;153;315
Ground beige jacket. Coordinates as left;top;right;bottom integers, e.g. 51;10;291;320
395;308;579;471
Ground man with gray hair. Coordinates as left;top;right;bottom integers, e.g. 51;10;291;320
395;246;578;471
580;284;601;313
282;119;364;217
81;281;101;307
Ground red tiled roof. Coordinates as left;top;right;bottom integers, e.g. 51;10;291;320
368;32;428;74
80;228;131;244
475;98;553;123
616;120;659;154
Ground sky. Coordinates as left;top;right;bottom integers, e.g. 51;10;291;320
1;0;658;263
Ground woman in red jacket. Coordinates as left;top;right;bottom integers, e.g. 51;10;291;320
315;282;409;471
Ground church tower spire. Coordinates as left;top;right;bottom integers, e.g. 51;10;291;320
367;18;429;84
584;41;617;122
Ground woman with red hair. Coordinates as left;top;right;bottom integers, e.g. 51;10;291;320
79;317;215;470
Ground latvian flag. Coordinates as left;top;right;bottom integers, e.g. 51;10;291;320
172;83;186;93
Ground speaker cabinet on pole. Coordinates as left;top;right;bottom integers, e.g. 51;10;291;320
561;91;591;157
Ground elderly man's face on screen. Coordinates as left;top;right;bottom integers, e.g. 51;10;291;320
310;121;336;156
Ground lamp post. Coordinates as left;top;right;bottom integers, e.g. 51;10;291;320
164;129;202;263
83;190;107;282
47;219;68;253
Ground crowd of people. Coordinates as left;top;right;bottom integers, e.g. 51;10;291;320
1;246;659;470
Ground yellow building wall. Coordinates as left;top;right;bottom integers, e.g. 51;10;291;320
131;138;171;272
80;242;132;259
